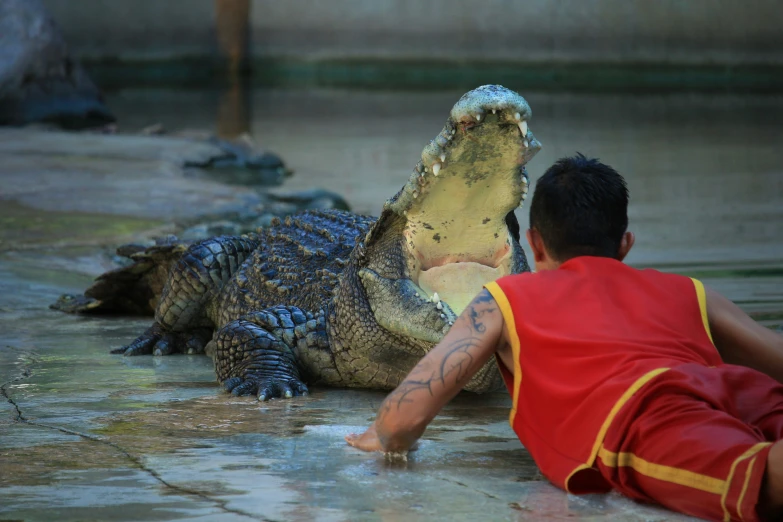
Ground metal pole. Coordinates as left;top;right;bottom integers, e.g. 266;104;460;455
214;0;251;138
214;0;250;78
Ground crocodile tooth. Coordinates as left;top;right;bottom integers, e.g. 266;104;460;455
492;109;496;114
436;302;443;310
448;321;454;325
514;112;521;121
440;313;447;319
413;192;418;199
475;113;482;121
432;163;441;176
424;167;428;172
439;153;446;162
451;129;456;135
432;292;440;303
524;139;529;148
518;121;528;137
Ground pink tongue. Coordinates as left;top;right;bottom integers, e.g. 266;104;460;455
418;262;504;314
418;244;510;271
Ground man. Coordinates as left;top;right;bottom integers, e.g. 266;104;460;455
345;154;783;522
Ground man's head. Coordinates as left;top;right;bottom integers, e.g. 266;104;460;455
526;153;635;271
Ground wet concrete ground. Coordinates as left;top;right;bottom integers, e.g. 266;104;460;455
0;269;696;521
1;88;782;521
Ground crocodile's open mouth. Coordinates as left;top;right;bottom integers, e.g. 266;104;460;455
389;85;541;315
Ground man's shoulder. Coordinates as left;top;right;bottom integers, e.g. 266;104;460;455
493;270;538;288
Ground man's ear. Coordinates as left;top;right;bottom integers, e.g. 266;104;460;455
617;231;635;261
526;228;547;264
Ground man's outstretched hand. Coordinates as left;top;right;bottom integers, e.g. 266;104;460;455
345;422;383;452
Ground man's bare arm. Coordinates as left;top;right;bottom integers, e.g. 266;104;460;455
345;289;506;452
707;286;783;383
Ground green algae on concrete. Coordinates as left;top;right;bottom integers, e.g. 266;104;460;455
0;200;168;252
0;438;130;487
0;128;265;222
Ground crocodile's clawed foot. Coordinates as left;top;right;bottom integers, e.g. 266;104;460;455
111;323;211;356
111;324;163;356
213;310;312;401
222;375;309;401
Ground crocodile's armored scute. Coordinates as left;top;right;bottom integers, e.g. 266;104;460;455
215;210;374;326
157;235;261;331
110;85;543;400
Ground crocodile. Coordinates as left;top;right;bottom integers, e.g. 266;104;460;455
113;85;542;400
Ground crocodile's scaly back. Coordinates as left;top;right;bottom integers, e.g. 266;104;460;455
214;210;375;325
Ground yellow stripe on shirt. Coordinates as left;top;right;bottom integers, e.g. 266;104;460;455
484;281;522;426
691;278;714;346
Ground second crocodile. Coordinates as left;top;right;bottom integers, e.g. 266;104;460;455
113;85;542;400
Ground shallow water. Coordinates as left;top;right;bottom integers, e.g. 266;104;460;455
1;87;782;521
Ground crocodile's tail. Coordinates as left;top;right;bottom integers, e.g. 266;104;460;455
50;238;191;315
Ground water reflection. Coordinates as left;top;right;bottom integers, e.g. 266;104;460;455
216;79;252;139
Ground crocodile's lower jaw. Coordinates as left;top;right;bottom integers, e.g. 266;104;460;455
417;255;512;315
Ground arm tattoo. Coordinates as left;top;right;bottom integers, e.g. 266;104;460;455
377;336;485;424
468;290;497;333
472;289;495;304
376;290;501;424
375;376;434;428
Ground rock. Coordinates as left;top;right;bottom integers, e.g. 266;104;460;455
0;0;114;128
139;123;166;136
267;188;351;212
179;221;244;242
184;134;294;187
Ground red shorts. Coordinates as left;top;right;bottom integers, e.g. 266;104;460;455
597;363;783;522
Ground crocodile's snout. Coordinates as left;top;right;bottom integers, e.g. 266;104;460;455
387;85;541;315
388;84;540;216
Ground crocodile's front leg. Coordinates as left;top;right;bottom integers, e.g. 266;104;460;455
358;268;457;343
113;235;259;356
214;306;333;401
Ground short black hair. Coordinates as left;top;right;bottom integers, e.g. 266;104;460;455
529;153;629;261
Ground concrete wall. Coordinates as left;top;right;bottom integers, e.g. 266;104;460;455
42;0;783;64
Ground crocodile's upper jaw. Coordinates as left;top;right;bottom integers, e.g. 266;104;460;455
389;85;541;315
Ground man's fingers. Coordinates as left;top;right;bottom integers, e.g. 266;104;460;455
346;431;379;451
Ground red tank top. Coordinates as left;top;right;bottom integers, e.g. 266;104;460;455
484;256;720;494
